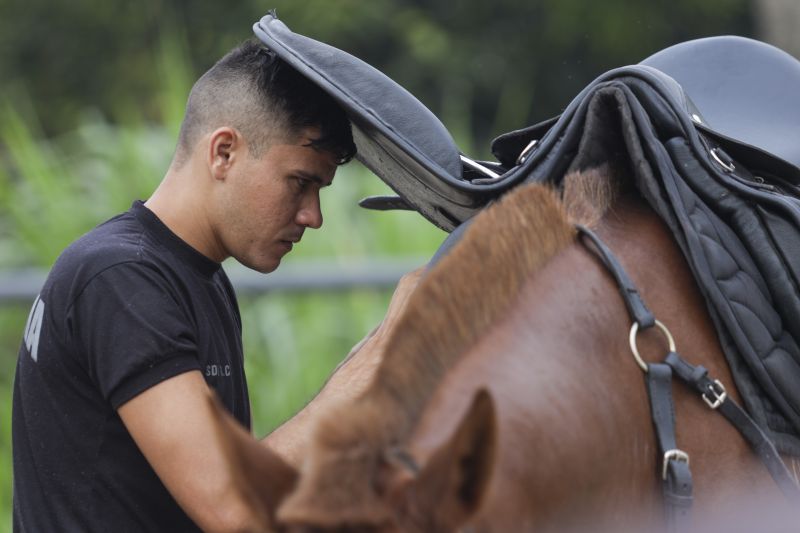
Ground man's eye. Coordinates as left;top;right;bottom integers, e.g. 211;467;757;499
293;178;309;191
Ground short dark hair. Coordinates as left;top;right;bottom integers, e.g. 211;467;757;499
175;39;356;166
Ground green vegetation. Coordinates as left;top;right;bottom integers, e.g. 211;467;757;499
0;0;753;147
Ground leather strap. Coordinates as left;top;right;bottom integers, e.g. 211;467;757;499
576;223;800;527
576;225;655;329
647;363;693;531
664;351;800;500
578;224;692;528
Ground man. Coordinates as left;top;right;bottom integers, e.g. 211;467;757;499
12;39;358;532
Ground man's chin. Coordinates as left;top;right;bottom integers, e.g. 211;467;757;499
240;255;281;274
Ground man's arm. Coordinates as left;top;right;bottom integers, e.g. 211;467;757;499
118;370;272;533
263;267;425;465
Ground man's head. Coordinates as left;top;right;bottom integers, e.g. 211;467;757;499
162;40;356;273
175;39;355;168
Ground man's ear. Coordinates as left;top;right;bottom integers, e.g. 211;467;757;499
207;127;241;180
392;388;497;531
206;392;298;527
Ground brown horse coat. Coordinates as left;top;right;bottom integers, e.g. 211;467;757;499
211;168;793;531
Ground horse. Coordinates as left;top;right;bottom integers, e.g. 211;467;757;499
207;164;798;532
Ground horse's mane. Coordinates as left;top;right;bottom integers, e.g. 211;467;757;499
279;168;619;522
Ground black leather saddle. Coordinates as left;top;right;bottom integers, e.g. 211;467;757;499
254;14;800;455
254;14;800;232
490;37;800;456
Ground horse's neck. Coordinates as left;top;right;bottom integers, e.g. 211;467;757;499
410;230;660;529
410;197;778;529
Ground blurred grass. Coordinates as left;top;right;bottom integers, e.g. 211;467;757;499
0;33;446;527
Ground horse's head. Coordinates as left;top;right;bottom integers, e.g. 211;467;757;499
274;389;497;533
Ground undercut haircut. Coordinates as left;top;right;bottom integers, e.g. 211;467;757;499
174;39;356;166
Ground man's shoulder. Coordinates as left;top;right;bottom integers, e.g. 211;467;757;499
56;210;150;275
43;210;175;305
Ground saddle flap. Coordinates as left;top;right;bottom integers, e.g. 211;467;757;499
253;13;487;231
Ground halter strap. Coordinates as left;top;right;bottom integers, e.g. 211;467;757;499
575;224;800;529
664;351;799;496
576;225;655;329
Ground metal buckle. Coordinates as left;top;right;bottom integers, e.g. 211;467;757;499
702;379;727;409
662;449;690;480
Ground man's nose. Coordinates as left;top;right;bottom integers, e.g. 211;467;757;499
296;192;323;229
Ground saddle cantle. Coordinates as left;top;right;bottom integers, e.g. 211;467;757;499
642;36;800;182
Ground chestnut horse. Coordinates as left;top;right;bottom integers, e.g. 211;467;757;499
209;166;797;532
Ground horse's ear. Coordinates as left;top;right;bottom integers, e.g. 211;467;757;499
206;392;298;527
395;388;497;530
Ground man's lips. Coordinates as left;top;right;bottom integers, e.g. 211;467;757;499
279;236;302;250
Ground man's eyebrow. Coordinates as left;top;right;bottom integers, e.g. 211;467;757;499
294;170;333;187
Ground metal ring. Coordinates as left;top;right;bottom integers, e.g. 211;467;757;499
710;147;736;173
629;320;677;373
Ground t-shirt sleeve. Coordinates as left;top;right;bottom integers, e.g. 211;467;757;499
67;262;202;409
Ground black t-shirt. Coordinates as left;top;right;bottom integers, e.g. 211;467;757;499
12;201;251;532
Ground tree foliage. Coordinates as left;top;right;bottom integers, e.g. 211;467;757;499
1;0;753;148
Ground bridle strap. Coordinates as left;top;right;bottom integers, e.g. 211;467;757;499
575;224;800;528
576;225;655;329
646;363;693;531
663;351;799;497
577;224;693;529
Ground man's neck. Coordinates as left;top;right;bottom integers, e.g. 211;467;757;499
145;168;225;263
